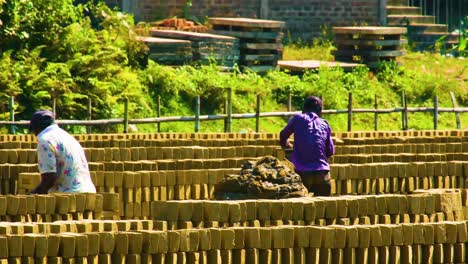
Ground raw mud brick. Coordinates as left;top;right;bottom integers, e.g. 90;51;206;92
312;199;325;219
422;223;434;245
98;232;115;254
308;226;322;248
84;193;96;211
53;195;70;214
342;196;357;218
456;221;468;242
342;226;358;248
375;196;387;215
127;232;143;254
220;229;235;250
6;195;19;215
101;193;119;212
218;201;230;223
335;197;350;218
114;232;128;255
72;234;88;257
259;228;272;249
368;226;383;247
291;199;304;220
379;225;392;246
357;226;370;248
434;223;447;244
0;196;6;215
244;228;261;249
0;236;7;259
197;229;211;251
331;225;346;249
25;195;36;214
203;201;220;221
281;200;293;221
167;230;180;253
321;226;336;249
271;228;284;249
269;201;283;221
320;198;338;219
230;227;245;250
46;234;61;257
294;226;309;248
244;200;257;221
85;232;100;256
59;235;75;258
256;200;271;220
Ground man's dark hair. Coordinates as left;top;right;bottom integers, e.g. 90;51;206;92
303;96;322;115
29;110;55;132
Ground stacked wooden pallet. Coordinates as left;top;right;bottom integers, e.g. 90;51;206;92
209;18;285;73
150;30;239;69
332;26;407;68
136;36;192;66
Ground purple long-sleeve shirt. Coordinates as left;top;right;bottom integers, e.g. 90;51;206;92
280;112;334;172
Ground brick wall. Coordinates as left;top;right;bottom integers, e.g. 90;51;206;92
119;0;385;41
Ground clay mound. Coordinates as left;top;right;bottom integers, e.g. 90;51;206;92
215;156;308;200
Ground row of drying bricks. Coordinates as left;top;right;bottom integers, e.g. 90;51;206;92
0;190;466;222
1;128;464;143
0;220;468;261
1;141;466;164
14;161;468;199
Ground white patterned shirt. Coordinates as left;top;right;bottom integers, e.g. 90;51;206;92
37;124;96;193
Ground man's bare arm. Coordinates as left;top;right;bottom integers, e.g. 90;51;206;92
29;172;57;194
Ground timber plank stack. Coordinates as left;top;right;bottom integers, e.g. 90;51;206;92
209;17;285;73
136;36;192;66
149;29;239;70
332;26;407;68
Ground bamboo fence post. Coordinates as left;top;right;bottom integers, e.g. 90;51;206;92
226;88;232;133
450;92;461;129
433;96;438;130
347;92;353;132
404;92;409;130
9;96;15;134
256;94;261;133
157;95;161;133
374;94;378;131
288;92;292;112
123;98;129;133
87;97;92;134
195;95;200;133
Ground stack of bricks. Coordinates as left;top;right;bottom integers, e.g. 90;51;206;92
0;130;466;264
0;193;118;222
0;220;468;263
149;190;466;229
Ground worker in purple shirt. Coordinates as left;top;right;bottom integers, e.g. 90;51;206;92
280;96;334;196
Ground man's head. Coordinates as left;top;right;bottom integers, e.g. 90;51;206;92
30;110;55;135
303;96;322;116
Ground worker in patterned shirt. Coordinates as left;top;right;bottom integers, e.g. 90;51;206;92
29;110;96;194
280;96;335;196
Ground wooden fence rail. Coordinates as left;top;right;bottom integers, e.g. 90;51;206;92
1;93;467;133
